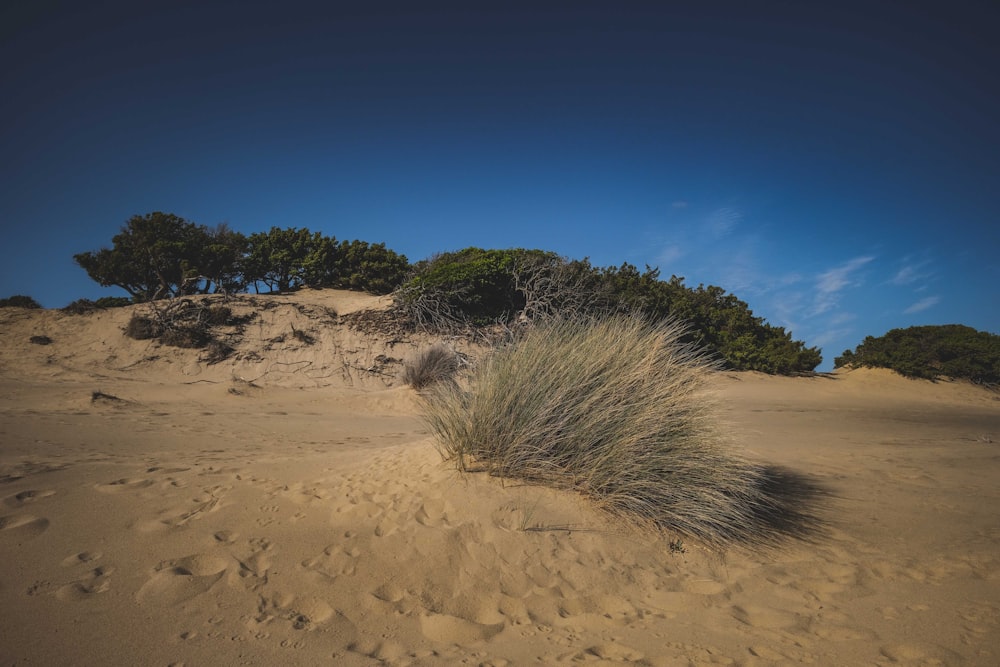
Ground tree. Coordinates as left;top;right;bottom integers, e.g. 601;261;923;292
331;240;410;295
243;227;324;292
197;224;248;294
74;212;210;301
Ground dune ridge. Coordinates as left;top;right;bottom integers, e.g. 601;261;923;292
1;290;998;665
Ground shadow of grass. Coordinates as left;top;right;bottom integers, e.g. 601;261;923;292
742;464;835;548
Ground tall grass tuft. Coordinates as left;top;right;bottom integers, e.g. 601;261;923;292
421;315;768;545
403;343;461;390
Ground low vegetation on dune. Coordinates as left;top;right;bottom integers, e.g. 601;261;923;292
420;315;775;545
122;296;253;363
0;295;42;309
402;343;463;390
836;324;1000;384
395;247;823;374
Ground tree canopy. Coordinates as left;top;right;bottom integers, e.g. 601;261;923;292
75;213;409;300
395;247;822;374
835;325;1000;384
74;212;214;300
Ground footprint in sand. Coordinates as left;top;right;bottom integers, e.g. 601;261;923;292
731;604;802;630
56;565;115;601
60;551;103;567
3;489;56;508
300;543;359;579
414;498;453;527
419;612;505;644
136;553;231;605
95;477;155;493
0;513;50;539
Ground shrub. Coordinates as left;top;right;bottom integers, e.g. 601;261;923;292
403;343;461;390
204;305;233;326
62;299;99;314
394;250;821;374
30;335;53;345
421;315;768;544
0;295;42;309
124;315;161;340
159;325;211;349
94;296;133;309
836;324;1000;384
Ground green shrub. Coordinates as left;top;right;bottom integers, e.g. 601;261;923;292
0;295;42;309
398;248;563;326
836;324;1000;384
395;250;821;374
421;315;768;544
403;343;461;390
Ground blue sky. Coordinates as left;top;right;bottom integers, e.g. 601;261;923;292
2;1;997;370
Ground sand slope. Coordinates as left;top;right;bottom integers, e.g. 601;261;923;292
1;292;999;666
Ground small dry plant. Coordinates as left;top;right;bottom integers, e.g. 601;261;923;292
421;315;769;545
403;343;461;390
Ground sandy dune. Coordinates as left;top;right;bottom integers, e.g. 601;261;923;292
1;291;998;666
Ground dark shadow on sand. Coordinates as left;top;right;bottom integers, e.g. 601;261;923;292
744;464;835;547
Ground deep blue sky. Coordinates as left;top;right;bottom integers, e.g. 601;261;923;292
2;1;997;369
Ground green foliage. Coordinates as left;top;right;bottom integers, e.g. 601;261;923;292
835;325;1000;384
199;224;249;294
396;249;820;374
76;214;408;300
422;315;769;544
0;295;42;308
331;240;410;295
400;248;564;324
74;212;213;300
244;226;323;292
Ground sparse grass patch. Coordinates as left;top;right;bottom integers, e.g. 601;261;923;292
403;343;461;390
421;315;772;545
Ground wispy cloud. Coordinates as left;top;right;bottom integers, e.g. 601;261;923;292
903;295;940;314
812;256;875;315
671;200;688;209
706;207;742;239
889;257;933;286
659;244;684;264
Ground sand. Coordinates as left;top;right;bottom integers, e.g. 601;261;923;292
1;290;998;666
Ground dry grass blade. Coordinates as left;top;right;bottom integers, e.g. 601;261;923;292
403;343;461;390
420;315;814;546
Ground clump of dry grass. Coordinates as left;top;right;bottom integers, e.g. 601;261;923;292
403;343;461;390
421;315;769;545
